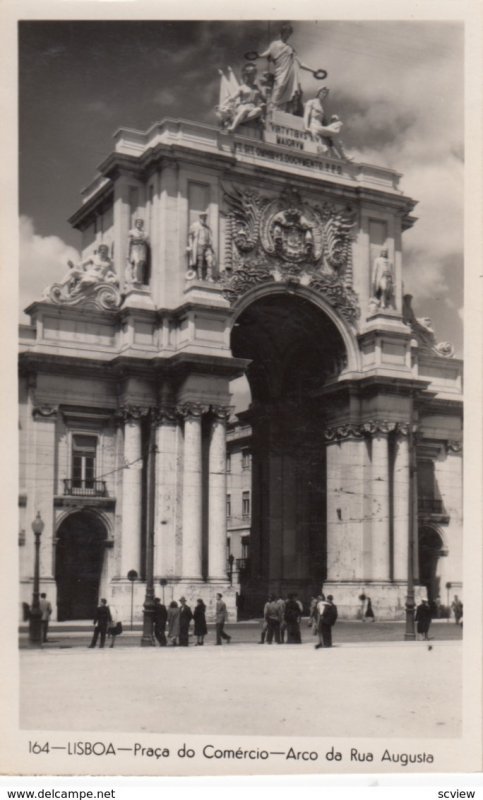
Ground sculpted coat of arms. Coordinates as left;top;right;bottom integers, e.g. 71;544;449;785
223;185;353;275
220;185;359;325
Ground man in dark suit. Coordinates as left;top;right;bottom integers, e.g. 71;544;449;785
315;594;338;649
153;597;168;646
89;598;112;648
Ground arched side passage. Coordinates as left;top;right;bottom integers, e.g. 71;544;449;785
418;524;445;607
55;509;109;620
229;282;361;374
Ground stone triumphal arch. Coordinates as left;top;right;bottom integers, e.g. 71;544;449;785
19;28;462;620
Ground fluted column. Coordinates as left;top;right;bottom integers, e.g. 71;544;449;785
370;429;391;580
393;428;410;582
181;403;204;580
208;406;230;580
120;407;145;575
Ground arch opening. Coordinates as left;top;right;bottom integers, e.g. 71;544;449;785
55;510;108;620
418;525;444;608
230;292;348;613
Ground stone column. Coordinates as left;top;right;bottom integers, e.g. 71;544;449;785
370;427;391;580
325;437;342;581
181;403;204;580
154;407;179;578
325;427;367;582
393;428;410;582
120;407;145;576
208;406;230;581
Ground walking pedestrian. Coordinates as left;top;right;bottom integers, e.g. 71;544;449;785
193;598;208;645
215;593;231;645
415;599;432;641
39;593;52;643
178;597;193;646
153;597;167;646
315;594;337;649
89;598;112;648
167;600;180;646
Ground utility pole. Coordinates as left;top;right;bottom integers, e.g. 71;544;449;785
404;397;416;640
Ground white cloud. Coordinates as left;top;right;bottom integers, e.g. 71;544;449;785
19;216;79;320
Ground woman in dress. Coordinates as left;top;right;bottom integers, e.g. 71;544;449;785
167;600;180;646
193;599;208;646
284;594;302;644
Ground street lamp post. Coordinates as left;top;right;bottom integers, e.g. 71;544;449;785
404;403;416;640
141;412;156;646
29;512;44;646
127;569;138;631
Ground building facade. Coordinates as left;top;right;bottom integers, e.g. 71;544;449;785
19;87;463;621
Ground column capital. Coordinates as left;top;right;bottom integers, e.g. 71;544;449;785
116;404;150;423
153;405;178;425
324;419;418;442
32;404;59;420
178;402;207;421
446;439;462;453
210;404;233;423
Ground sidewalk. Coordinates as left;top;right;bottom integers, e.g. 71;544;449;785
19;619;463;648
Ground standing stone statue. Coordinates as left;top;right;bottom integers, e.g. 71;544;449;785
372;248;395;309
256;22;319;114
127;218;149;285
303;87;351;159
186;212;216;280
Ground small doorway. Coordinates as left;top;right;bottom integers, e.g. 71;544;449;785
418;526;443;607
55;511;107;620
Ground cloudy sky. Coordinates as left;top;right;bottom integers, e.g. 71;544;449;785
19;19;464;355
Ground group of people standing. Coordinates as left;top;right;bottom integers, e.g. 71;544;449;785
153;593;231;647
260;592;338;648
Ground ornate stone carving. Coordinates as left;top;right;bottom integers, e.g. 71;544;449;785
323;419;416;441
153;405;179;424
178;402;207;420
224;185;354;274
220;184;358;320
403;294;455;358
116;405;150;422
43;244;121;310
308;273;359;325
210;405;232;422
32;404;58;419
446;440;462;453
259;188;323;264
219;263;275;304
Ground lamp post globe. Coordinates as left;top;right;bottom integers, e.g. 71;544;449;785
29;512;45;646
